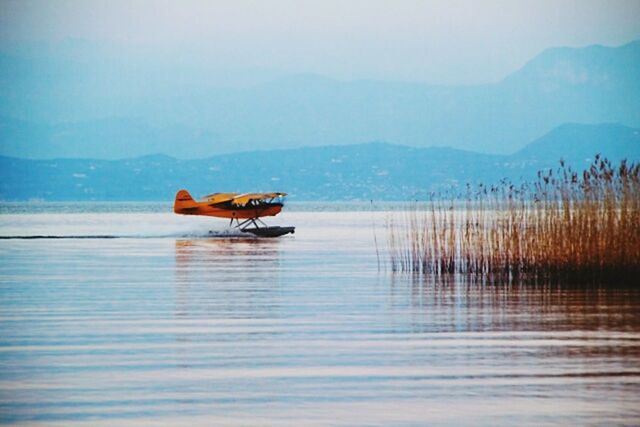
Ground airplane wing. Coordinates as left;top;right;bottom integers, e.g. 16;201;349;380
203;192;238;205
232;192;287;206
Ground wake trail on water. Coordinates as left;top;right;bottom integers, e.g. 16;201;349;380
0;212;283;240
0;228;252;240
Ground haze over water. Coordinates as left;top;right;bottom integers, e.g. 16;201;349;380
1;206;639;425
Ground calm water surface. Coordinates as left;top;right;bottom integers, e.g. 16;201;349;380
1;205;639;425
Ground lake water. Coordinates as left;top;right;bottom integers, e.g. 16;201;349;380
1;204;639;425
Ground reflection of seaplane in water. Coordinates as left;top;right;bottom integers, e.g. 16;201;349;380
173;189;295;237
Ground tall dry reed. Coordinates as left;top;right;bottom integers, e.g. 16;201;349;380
387;157;640;281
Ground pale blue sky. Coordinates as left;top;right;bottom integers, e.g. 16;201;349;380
1;0;639;83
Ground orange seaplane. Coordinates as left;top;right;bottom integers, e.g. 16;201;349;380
174;189;295;237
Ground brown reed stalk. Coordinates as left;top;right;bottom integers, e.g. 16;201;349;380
386;157;640;281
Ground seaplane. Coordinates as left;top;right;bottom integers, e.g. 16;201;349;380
173;189;295;237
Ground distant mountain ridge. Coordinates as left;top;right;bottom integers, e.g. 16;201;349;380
511;122;640;166
0;40;638;159
1;123;638;201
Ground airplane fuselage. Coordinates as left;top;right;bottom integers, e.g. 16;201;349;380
173;189;283;219
175;202;283;219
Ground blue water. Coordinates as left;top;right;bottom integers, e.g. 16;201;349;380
0;204;639;425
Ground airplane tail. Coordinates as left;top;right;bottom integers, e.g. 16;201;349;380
174;189;198;213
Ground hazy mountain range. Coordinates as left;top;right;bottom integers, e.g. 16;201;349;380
1;39;639;158
2;123;638;201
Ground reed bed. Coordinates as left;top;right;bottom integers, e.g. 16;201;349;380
387;157;640;281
